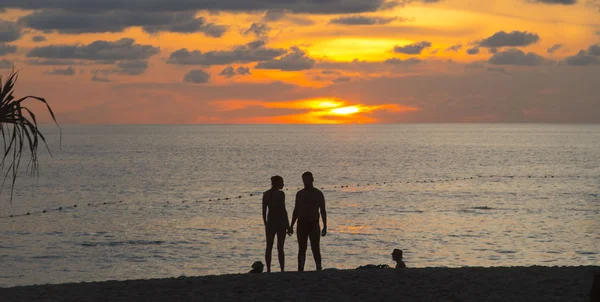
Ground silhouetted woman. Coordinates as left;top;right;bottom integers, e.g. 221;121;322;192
262;175;290;272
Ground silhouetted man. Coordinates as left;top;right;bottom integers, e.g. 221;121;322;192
288;171;327;271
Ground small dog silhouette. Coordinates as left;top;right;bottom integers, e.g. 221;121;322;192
249;261;264;273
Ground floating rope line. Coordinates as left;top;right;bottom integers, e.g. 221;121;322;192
0;174;588;220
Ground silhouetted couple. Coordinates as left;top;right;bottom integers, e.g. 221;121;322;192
262;172;327;272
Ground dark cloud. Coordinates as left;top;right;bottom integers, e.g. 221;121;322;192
488;48;549;66
255;47;315;71
0;59;13;68
444;44;462;52
220;65;252;77
236;66;251;75
91;74;111;82
588;43;600;56
329;15;398;25
243;23;270;37
478;31;540;48
168;40;286;66
321;70;342;75
184;69;211;84
547;44;563;53
142;16;227;37
32;35;47;42
262;9;316;25
563;45;600;66
383;57;422;64
19;10;227;37
2;0;397;14
393;41;431;54
0;43;17;56
0;21;21;43
28;59;79;65
467;47;480;55
220;66;236;78
487;67;507;73
529;0;576;4
333;76;352;82
48;66;75;76
27;38;160;61
115;60;149;75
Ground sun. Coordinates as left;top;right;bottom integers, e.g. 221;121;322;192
331;106;360;115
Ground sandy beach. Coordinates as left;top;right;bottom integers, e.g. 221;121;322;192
1;266;597;302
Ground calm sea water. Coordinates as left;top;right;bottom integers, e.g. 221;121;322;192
0;124;598;287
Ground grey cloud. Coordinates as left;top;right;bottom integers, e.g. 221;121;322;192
547;44;563;53
393;41;431;54
168;41;286;66
48;66;75;76
529;0;576;4
27;38;160;61
333;76;352;83
564;50;599;66
243;23;270;37
329;15;398;25
32;35;47;42
91;74;111;82
487;67;507;73
444;44;462;52
220;66;236;77
115;60;149;75
479;31;539;48
142;16;227;37
588;43;600;56
0;43;17;56
0;21;21;43
19;10;227;37
262;9;316;25
220;66;252;77
0;59;13;68
255;47;315;71
383;57;422;64
467;47;480;55
488;49;549;66
321;70;342;75
2;0;397;14
28;59;79;65
184;69;211;84
236;66;251;75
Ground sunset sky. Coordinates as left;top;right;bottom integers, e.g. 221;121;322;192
1;0;599;124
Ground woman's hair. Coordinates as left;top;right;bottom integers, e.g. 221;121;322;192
271;175;283;187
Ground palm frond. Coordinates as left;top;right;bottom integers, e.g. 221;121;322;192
0;70;60;201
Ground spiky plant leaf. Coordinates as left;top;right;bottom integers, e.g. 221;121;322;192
0;71;60;201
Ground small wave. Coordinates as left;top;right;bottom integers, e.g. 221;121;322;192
577;251;597;255
80;240;166;247
495;250;517;254
471;206;494;210
395;210;424;213
31;255;66;260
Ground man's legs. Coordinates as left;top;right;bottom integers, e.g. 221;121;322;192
308;222;322;270
296;222;309;272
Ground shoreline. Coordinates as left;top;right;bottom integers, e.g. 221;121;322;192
1;266;597;301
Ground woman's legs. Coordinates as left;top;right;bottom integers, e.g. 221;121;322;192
265;226;276;273
276;228;287;272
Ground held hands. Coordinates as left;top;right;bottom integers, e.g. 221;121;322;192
287;227;294;236
321;226;327;237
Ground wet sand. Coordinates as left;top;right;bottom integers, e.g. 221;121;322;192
0;266;597;301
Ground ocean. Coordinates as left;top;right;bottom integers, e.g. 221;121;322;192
0;124;598;287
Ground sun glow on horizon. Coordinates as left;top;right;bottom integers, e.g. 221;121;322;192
331;106;360;115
